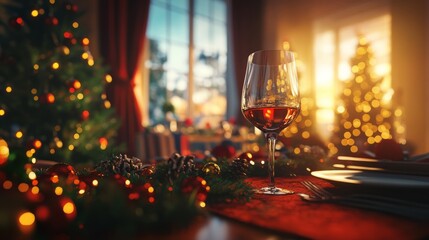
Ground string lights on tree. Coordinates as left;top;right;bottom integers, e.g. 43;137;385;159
330;36;401;155
279;41;321;154
0;0;120;164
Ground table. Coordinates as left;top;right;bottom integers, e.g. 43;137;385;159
153;176;429;239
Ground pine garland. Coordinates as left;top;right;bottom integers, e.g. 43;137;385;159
0;145;328;238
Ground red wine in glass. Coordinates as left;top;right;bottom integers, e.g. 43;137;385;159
242;106;300;133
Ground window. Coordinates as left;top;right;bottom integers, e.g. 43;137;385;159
144;0;227;128
313;3;391;141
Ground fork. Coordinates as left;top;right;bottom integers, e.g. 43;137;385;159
300;180;429;220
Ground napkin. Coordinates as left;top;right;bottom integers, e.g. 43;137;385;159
331;155;429;176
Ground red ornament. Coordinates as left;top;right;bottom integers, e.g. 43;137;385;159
181;176;209;202
81;110;90;120
46;163;77;178
184;118;193;127
374;139;404;161
237;152;253;161
228;117;236;125
63;31;73;39
9;17;24;28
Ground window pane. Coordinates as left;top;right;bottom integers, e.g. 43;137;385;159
145;0;228;126
171;0;189;10
213;22;226;52
168;72;188;119
195;0;210;16
147;4;167;40
152;0;168;5
213;0;226;22
194;15;210;50
171;10;189;45
166;44;188;73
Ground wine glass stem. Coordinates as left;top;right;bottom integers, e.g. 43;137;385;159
265;132;278;189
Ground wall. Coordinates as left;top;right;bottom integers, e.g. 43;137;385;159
263;0;429;154
391;0;428;154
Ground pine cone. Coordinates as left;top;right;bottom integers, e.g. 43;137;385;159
230;157;249;177
167;153;196;181
95;153;145;177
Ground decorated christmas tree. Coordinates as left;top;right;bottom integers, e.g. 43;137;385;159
0;0;120;165
278;41;324;151
331;36;395;155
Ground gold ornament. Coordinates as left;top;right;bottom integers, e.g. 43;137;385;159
202;162;221;175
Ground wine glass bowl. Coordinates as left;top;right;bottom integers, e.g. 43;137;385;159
241;50;300;195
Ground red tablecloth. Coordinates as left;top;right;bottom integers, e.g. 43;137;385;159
210;176;429;239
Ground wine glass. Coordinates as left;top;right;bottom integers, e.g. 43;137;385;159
241;50;301;195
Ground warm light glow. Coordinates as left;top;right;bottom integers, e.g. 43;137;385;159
18;183;29;193
72;22;79;28
15;131;23;139
73;133;79;140
148;186;154;193
19;212;35;226
105;74;113;83
52;62;60;70
55;139;63;148
55;186;63;195
82;38;90;45
0;139;9;164
104;100;111;109
31;186;39;194
31;10;39;17
33;139;42;149
92;179;98;186
99;137;108;150
63;46;70;55
3;180;12;189
63;202;75;214
46;93;55;103
81;52;89;59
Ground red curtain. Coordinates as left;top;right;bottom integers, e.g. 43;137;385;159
230;0;263;125
98;0;150;155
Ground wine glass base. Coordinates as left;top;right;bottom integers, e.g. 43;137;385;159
255;187;294;195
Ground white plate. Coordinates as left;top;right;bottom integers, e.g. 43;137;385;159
311;170;429;188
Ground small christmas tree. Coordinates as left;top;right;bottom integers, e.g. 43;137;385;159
278;41;323;151
331;36;395;155
0;0;120;164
